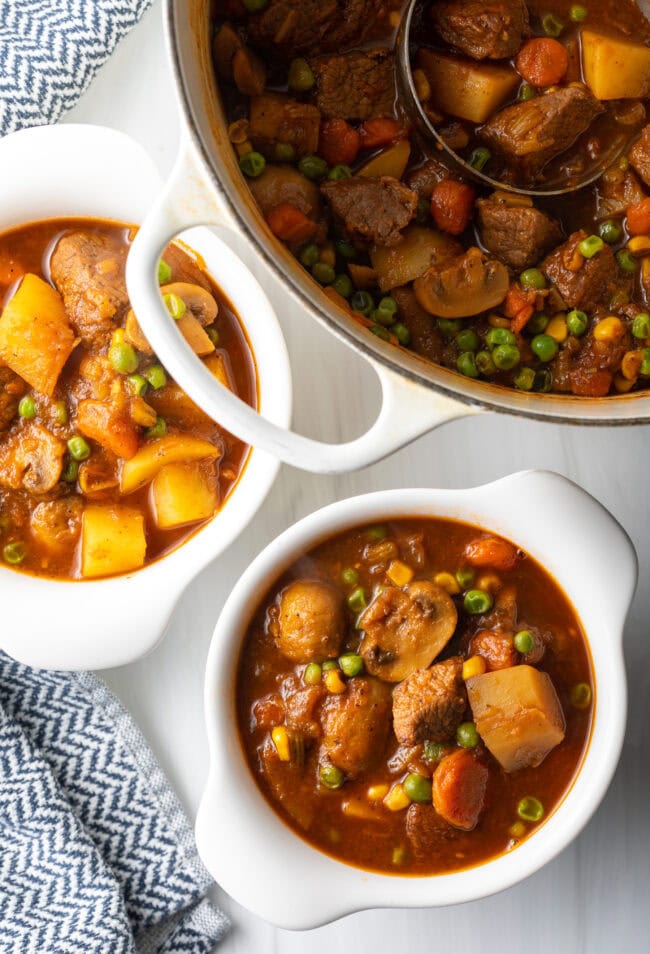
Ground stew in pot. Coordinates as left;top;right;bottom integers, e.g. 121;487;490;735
213;0;650;397
237;518;593;875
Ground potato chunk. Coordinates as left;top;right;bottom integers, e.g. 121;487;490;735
81;505;146;578
417;50;519;124
119;434;221;493
370;226;461;293
581;30;650;100
276;581;344;663
0;274;75;395
152;462;218;529
467;665;565;772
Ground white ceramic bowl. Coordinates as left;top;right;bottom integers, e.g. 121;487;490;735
197;472;636;929
0;124;291;670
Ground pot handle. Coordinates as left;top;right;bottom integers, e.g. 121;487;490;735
127;141;478;474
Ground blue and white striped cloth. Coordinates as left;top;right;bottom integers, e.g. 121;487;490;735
0;0;155;137
0;653;229;953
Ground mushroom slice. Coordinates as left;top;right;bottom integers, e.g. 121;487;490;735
359;580;458;682
413;247;509;318
0;423;65;494
160;282;218;325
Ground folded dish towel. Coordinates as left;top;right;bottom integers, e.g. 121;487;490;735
0;0;154;137
0;652;229;953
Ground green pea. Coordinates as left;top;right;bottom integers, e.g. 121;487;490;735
288;57;315;91
127;374;149;397
469;147;491;172
517;796;544;822
570;3;588;21
486;327;516;348
367;525;387;540
616;249;639;273
404;773;433;803
322;660;338;672
109;341;139;374
158;258;172;284
456;721;479;748
370;324;391;341
274;142;296;162
456;567;475;589
350;290;374;315
298;154;328;181
534;369;553;392
328;164;352;182
570;682;592;709
332;274;353;298
527;312;549;334
3;541;26;565
456;328;480;352
518;83;537;101
339;653;364;678
415;198;430;225
312;261;336;285
18;396;37;419
239;150;266;178
457;351;479;378
531;333;558;362
63;460;79;483
542;11;564;35
206;327;220;346
492;343;521;370
567;309;588;336
519;268;546;290
464;589;493;615
347;587;367;613
146;416;167;439
437;317;462;337
67;436;91;461
514;629;535;653
375;296;398;326
393;323;411;346
144;364;168;390
299;243;320;268
335;238;357;261
578;234;605;258
514;367;535;391
319;763;344;790
640;349;650;377
341;566;359;585
163;292;187;320
475;350;496;375
598;219;622;244
632;312;650;339
303;662;322;685
423;741;446;762
53;400;68;426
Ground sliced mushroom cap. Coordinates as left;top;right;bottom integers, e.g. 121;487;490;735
31;498;82;552
0;423;65;494
276;580;344;663
413;247;509;318
160;282;218;326
359;580;458;682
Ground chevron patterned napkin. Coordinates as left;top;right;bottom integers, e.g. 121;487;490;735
0;652;229;954
0;0;155;137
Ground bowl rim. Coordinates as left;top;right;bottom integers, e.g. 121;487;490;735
197;472;635;928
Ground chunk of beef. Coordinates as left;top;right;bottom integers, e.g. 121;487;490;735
596;165;646;221
406;803;460;860
479;86;603;180
0;367;27;431
430;0;529;60
319;677;391;776
542;230;618;311
249;93;320;159
310;49;394;121
405;158;452;198
392;657;466;746
249;164;321;219
50;232;129;349
275;580;344;663
281;673;326;739
469;630;518;671
247;0;381;57
476;195;563;270
0;423;65;494
630;125;650;187
162;243;213;293
392;287;446;362
30;498;82;553
321;176;418;247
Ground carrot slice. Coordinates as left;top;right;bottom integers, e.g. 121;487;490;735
266;203;317;243
430;180;476;236
433;749;488;831
464;536;519;571
319;119;361;166
515;38;569;87
359;117;406;150
626;197;650;237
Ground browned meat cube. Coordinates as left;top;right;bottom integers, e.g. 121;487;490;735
275;580;344;663
630;125;650;187
50;232;129;349
310;49;394;121
431;0;529;60
596;165;646;222
281;673;326;739
542;229;617;311
247;0;380;56
405;158;453;198
321;176;418;247
406;803;460;860
249;93;321;159
0;367;27;431
392;287;445;363
392;657;466;746
319;676;392;776
476;195;563;270
479;87;603;179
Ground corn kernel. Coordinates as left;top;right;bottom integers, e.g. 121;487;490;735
614;372;635;393
434;571;461;595
319;244;336;267
642;258;650;286
593;315;624;342
627;235;650;256
271;726;291;762
463;655;487;680
387;559;414;587
476;573;501;593
324;669;347;694
389;10;401;27
367;783;390;802
509;821;526;839
342;797;377;820
383;783;411;812
413;68;431;102
546;314;568;343
111;328;126;346
621;349;643;381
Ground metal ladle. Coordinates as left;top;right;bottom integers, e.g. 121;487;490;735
395;0;650;197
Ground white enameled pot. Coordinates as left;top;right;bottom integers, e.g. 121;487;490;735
196;472;636;928
0;124;291;670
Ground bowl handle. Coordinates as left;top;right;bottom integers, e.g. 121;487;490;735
127;140;479;474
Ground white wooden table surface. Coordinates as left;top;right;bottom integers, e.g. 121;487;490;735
64;5;650;951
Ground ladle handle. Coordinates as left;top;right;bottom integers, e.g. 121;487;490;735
127;139;478;474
